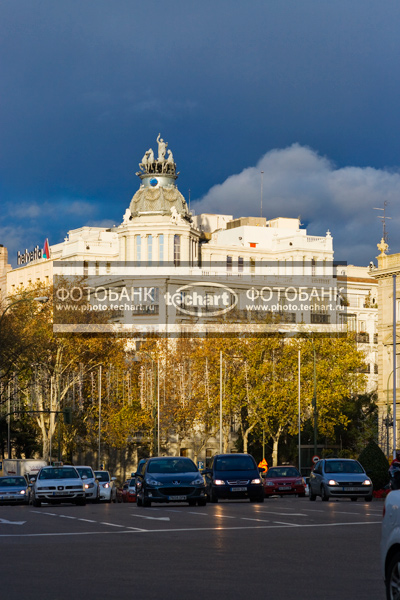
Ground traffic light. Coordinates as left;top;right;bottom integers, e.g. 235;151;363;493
63;407;73;425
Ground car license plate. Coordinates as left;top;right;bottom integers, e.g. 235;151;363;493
54;491;66;496
169;495;186;501
278;486;292;491
231;487;247;492
343;487;362;492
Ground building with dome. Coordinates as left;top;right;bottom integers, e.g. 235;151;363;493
4;135;351;340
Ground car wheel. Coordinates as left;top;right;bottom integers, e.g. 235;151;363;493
198;498;207;506
386;551;400;599
210;489;218;503
309;487;316;501
365;495;373;502
321;485;329;501
32;498;41;507
142;496;151;507
351;497;357;502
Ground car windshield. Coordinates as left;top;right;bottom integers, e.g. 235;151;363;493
38;468;79;480
0;477;26;487
147;459;198;474
94;471;110;482
324;460;364;474
76;468;93;479
214;456;255;471
266;467;300;478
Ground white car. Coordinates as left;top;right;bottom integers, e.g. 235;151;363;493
31;466;86;507
381;489;400;598
94;470;117;503
75;466;100;503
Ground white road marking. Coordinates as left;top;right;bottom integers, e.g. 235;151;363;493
188;512;207;515
131;514;170;521
59;515;76;519
79;519;97;523
0;518;26;525
0;520;381;538
100;522;125;527
258;511;306;516
274;521;300;527
242;518;270;523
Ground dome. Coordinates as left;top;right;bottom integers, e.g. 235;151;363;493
129;135;191;221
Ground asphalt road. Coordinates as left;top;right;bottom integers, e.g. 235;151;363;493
0;496;384;600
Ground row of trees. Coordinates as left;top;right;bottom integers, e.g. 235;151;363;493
0;286;377;471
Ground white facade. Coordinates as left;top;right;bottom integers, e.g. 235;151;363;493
336;264;378;393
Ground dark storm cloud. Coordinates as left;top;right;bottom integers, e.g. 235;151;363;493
1;0;399;265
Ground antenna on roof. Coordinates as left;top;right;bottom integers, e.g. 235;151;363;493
260;171;264;218
374;201;391;245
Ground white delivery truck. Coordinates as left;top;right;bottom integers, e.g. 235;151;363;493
2;459;48;479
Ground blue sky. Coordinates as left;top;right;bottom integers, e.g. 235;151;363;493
1;0;399;266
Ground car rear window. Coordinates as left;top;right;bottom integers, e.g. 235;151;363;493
214;456;256;471
324;460;364;474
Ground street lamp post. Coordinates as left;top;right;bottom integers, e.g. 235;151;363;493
311;340;318;457
0;295;49;459
135;351;159;456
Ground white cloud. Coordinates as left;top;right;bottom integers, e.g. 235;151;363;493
193;144;400;265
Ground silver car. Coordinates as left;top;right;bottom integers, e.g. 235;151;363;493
75;466;100;503
94;470;117;503
31;466;86;506
309;458;373;502
381;489;400;598
0;476;30;504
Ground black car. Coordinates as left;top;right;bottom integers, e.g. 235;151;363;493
135;457;207;507
202;453;264;502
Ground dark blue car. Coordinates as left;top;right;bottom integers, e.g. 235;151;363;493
135;457;207;507
203;453;264;503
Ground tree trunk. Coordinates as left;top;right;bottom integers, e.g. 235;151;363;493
272;428;282;466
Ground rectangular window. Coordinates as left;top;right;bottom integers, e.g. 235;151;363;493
95;261;99;275
106;262;111;274
238;256;244;272
135;235;141;262
312;258;316;276
250;258;256;274
174;235;181;266
159;234;164;263
83;261;88;277
147;235;153;264
227;256;232;272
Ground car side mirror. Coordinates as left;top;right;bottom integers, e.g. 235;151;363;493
111;477;117;481
201;469;211;475
81;475;87;480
